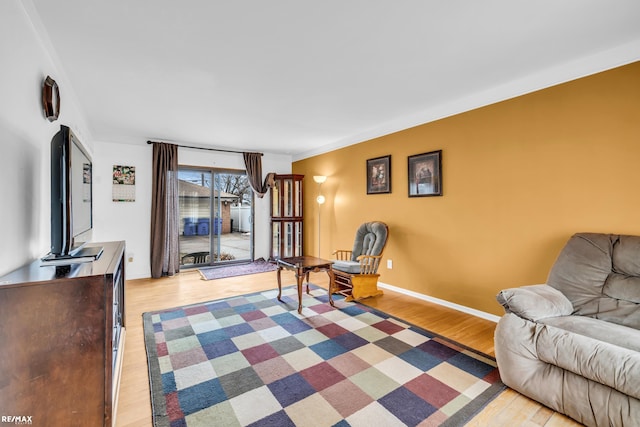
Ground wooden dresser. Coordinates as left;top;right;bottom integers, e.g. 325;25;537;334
0;241;126;426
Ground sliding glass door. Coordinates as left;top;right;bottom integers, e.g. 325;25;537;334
178;167;254;267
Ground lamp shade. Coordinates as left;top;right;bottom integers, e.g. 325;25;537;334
313;175;327;184
316;195;326;204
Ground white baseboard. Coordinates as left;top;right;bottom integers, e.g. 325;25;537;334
377;282;501;323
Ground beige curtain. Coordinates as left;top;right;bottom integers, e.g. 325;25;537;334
150;142;180;278
243;152;275;198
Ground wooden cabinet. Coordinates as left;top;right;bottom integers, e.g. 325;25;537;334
270;174;304;260
0;241;126;427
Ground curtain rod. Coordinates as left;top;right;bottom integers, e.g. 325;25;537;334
146;140;263;156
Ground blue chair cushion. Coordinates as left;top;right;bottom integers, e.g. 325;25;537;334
333;260;361;274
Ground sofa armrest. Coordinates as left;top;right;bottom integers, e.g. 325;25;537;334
496;284;574;322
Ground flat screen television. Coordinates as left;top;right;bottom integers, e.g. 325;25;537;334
49;125;95;258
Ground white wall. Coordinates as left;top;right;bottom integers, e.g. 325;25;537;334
91;141;151;279
0;0;292;280
0;0;91;276
93;142;292;279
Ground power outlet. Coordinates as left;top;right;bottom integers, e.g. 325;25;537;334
387;259;393;269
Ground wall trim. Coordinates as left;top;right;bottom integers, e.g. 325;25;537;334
294;41;640;162
377;282;501;323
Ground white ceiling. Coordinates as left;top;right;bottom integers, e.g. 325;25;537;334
25;0;640;159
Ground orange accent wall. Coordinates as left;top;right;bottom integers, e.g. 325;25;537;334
293;61;640;316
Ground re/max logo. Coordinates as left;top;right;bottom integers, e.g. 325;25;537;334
1;416;32;425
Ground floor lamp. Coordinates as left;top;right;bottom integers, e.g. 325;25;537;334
313;175;326;257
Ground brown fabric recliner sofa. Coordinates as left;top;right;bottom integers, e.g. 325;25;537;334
495;233;640;427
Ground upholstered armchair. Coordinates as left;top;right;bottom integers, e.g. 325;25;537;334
332;221;389;301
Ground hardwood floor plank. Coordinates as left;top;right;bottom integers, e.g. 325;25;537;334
115;269;582;426
466;388;520;426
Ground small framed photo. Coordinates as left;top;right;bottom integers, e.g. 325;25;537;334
366;155;391;194
408;150;442;197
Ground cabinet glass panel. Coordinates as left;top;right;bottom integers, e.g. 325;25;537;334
272;222;281;259
295;221;302;256
272;181;280;217
283;179;293;217
295;179;302;217
284;222;293;258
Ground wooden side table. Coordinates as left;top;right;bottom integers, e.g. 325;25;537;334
276;256;335;313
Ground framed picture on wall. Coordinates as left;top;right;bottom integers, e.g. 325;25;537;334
408;150;442;197
366;155;391;194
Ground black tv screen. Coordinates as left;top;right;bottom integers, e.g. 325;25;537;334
50;125;93;257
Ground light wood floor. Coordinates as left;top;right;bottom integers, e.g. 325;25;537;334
115;269;582;427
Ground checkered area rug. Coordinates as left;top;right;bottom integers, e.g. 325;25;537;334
143;286;505;427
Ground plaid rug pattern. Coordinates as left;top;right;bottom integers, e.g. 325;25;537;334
143;286;505;427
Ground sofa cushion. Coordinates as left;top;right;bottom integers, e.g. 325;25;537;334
540;315;640;353
495;313;640;427
535;319;640;400
604;273;640;304
548;233;640;329
497;285;573;322
547;233;613;307
606;235;640;303
612;235;640;276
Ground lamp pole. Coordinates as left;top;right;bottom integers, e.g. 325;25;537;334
317;194;325;256
313;176;327;257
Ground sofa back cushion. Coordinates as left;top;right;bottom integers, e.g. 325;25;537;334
547;233;640;329
604;275;640;304
607;236;640;303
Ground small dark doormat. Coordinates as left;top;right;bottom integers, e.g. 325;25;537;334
198;259;277;280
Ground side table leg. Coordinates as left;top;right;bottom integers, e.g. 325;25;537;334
277;266;283;302
295;268;304;314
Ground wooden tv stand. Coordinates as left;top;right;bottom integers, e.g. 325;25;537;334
0;241;126;426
